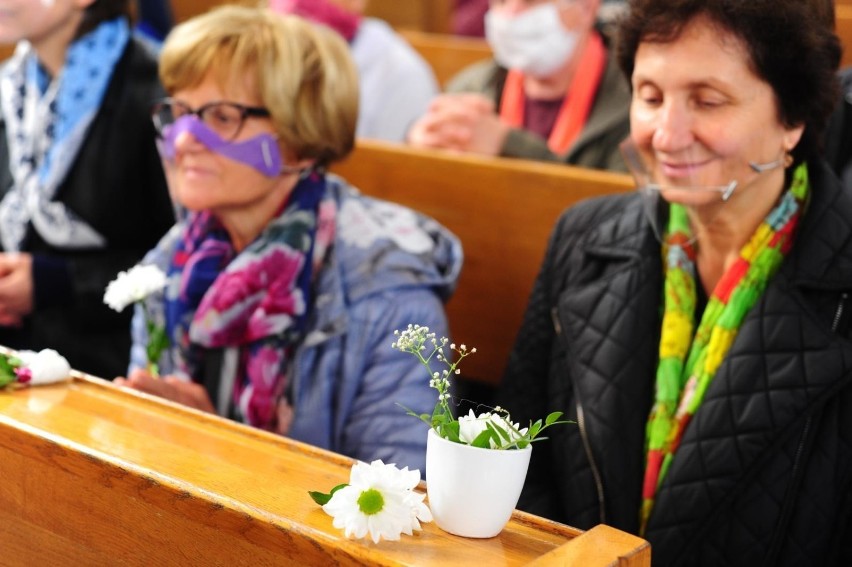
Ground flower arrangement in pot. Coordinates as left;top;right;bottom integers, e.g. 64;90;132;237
392;324;569;538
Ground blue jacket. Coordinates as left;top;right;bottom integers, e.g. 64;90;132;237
130;174;463;473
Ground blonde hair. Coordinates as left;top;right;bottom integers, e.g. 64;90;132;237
159;5;359;166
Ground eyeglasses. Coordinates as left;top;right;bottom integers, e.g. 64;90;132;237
151;99;271;141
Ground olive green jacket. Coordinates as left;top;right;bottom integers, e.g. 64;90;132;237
446;47;631;172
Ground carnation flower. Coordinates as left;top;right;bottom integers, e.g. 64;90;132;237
458;409;529;449
0;349;71;388
103;264;167;313
313;460;432;543
104;264;169;375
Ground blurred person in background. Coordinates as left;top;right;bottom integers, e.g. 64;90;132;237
269;0;439;143
134;0;173;48
453;0;489;37
408;0;630;171
0;0;174;378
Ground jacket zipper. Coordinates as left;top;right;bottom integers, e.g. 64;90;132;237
553;306;607;524
577;400;607;524
767;293;846;562
832;292;848;333
766;415;813;565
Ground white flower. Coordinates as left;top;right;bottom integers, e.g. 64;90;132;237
458;409;529;449
103;264;167;312
16;349;71;385
322;460;432;543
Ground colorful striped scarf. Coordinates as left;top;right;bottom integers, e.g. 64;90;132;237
640;163;810;534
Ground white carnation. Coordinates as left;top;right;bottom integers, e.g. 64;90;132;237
16;349;71;385
458;409;528;449
103;264;167;312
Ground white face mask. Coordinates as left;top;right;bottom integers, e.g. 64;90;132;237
485;2;579;78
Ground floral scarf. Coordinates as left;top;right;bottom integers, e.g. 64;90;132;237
164;172;336;431
640;163;810;534
0;18;129;251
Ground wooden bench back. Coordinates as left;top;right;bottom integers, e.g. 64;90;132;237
363;0;453;34
837;4;852;68
171;0;221;23
399;30;492;87
0;373;651;565
332;140;634;385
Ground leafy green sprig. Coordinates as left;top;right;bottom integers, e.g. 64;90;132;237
392;324;570;450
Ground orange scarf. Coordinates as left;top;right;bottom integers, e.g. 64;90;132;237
498;33;606;155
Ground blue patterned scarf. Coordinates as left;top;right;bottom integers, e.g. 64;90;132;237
0;18;130;251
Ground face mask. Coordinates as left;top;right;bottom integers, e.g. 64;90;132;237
159;116;303;178
269;0;362;42
485;2;578;77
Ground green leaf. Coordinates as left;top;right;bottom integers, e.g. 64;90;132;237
488;421;511;443
545;411;564;426
0;354;19;388
146;323;169;369
0;372;15;388
440;421;461;443
308;483;348;506
470;429;493;448
528;420;542;439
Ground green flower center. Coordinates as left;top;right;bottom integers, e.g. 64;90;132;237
357;488;385;515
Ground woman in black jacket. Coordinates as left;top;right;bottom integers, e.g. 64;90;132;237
501;0;852;565
0;0;174;378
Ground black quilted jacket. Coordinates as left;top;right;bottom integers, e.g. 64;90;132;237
500;160;852;566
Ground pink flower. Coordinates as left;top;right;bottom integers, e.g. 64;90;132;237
14;367;31;384
206;246;304;314
195;246;306;345
247;345;282;390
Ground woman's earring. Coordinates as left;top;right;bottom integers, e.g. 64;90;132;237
784;152;793;168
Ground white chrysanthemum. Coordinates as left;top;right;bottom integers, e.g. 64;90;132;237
458;409;529;449
322;460;431;543
103;264;167;312
16;349;71;385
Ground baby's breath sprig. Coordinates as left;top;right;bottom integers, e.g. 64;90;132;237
393;324;569;449
393;324;476;442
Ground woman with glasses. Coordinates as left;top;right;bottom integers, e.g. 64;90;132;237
0;0;174;379
114;6;462;473
500;0;852;564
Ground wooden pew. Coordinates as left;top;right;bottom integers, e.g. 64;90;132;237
0;372;651;565
399;30;492;87
837;4;852;68
332;140;634;386
364;0;453;34
171;0;230;23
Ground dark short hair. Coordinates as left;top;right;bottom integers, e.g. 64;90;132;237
76;0;132;39
616;0;842;164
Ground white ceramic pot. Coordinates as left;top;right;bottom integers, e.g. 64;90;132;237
425;428;532;538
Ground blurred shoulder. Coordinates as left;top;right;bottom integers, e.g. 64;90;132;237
111;37;164;102
445;58;505;96
552;192;640;240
